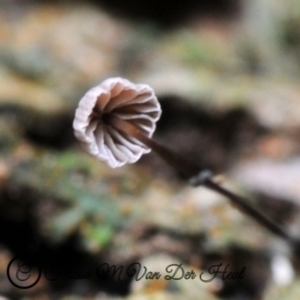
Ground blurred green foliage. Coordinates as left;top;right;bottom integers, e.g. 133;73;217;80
9;149;122;248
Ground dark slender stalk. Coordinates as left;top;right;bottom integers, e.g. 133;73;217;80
204;179;292;242
108;115;294;244
107;115;200;177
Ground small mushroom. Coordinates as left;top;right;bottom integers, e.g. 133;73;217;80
73;77;161;168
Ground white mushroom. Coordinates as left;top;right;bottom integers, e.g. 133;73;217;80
73;77;161;168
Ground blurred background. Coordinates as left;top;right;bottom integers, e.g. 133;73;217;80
1;0;300;299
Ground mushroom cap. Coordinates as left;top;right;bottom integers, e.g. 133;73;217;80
73;77;161;168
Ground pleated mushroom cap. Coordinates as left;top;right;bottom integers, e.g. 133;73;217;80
73;77;161;168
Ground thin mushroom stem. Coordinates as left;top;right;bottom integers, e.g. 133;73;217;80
204;179;293;242
108;114;295;244
106;114;200;177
